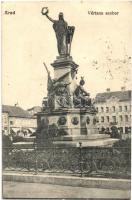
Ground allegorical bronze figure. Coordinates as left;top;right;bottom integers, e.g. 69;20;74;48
41;7;75;56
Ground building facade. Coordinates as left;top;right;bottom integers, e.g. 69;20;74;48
2;105;37;136
94;88;131;136
2;112;9;134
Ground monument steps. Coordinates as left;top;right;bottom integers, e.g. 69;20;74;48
53;134;110;141
53;138;119;147
13;142;34;149
23;136;35;142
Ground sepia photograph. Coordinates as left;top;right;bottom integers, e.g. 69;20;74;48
2;1;132;199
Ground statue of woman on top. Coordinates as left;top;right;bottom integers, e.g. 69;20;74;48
41;7;75;56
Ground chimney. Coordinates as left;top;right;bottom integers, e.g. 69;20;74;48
121;86;125;91
14;102;18;107
106;88;110;92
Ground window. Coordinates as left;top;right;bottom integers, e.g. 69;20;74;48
125;115;128;122
119;115;123;122
2;115;8;124
112;116;116;122
106;107;109;112
101;116;104;122
106;116;109;122
125;127;129;134
124;106;127;112
96;117;99;123
101;107;104;112
96;107;98;112
127;127;131;133
10;121;14;125
119;106;122;112
112;106;115;112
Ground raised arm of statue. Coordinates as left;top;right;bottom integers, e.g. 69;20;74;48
45;14;55;23
41;7;55;23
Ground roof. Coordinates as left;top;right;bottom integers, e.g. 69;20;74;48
27;106;41;112
2;105;33;118
95;90;131;103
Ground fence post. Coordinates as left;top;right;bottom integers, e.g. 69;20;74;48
34;144;38;175
90;148;93;174
79;142;83;177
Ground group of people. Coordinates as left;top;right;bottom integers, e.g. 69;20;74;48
100;126;122;139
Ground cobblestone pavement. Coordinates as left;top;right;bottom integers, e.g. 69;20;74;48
3;181;130;199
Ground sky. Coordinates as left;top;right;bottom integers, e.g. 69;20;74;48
2;1;132;109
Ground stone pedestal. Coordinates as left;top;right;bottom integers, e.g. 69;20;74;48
37;56;119;147
51;56;78;110
37;107;98;136
53;135;119;147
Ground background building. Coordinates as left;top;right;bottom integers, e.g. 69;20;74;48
2;105;37;136
2;112;9;135
94;87;131;137
27;106;42;116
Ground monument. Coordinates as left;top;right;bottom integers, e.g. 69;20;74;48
36;8;118;147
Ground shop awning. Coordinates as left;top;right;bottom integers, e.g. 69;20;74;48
28;128;36;133
11;128;20;133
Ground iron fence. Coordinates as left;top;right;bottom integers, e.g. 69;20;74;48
3;144;131;179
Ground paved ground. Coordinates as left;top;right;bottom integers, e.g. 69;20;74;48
3;181;130;199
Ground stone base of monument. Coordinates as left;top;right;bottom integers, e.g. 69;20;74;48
12;137;35;149
37;108;100;136
53;134;119;147
37;109;119;147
